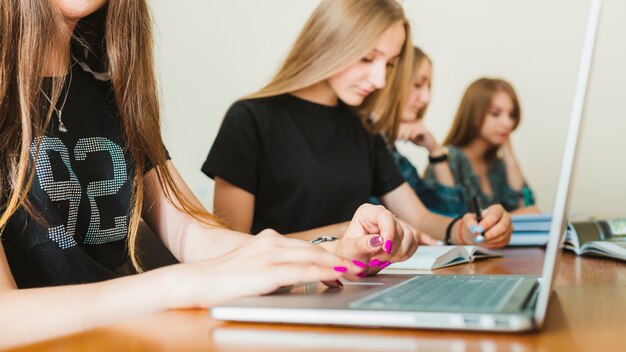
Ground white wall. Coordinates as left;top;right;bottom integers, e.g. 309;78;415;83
151;0;626;219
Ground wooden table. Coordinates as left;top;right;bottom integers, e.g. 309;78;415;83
11;249;626;352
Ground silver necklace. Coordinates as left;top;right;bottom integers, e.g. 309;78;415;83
40;66;73;133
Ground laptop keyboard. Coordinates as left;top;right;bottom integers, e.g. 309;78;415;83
350;275;523;312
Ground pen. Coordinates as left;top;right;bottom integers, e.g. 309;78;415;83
472;196;485;243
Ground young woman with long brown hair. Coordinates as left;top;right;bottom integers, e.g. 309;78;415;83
424;78;540;214
203;0;514;255
0;0;411;348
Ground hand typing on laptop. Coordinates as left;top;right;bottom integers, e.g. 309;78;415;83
176;204;416;307
171;229;367;307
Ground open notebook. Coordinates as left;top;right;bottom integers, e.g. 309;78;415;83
386;246;503;270
565;219;626;261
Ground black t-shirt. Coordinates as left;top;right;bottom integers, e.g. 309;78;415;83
202;94;404;234
2;62;137;288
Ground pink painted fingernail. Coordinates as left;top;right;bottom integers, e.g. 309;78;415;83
369;236;383;247
379;261;392;269
353;260;367;268
333;266;348;273
369;259;382;266
357;272;366;278
384;240;393;254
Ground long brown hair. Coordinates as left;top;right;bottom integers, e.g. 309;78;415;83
444;78;521;157
0;0;224;271
247;0;413;143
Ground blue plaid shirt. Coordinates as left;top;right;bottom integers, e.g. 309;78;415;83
370;147;465;217
424;145;536;214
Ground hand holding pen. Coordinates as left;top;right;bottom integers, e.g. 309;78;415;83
461;203;513;248
472;196;485;244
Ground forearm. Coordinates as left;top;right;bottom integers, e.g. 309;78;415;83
0;266;180;349
389;197;467;245
512;205;541;215
170;221;252;263
285;222;350;241
142;163;253;263
426;146;455;187
381;183;454;242
501;151;526;191
399;209;476;246
404;210;455;242
429;163;455;187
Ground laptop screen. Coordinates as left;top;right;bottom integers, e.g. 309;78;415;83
534;0;602;327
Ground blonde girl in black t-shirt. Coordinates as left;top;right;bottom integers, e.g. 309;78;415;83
0;0;408;348
205;0;514;256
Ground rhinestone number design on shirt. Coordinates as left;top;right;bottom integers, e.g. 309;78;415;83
75;137;127;245
29;137;81;249
30;136;128;249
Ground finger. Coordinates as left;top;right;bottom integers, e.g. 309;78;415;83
404;128;416;141
395;232;419;262
405;238;420;261
481;235;510;249
398;129;410;140
419;233;439;246
321;280;344;289
478;205;503;227
483;211;512;241
475;206;503;235
463;213;478;234
391;221;417;262
364;265;383;276
380;221;403;258
268;246;363;274
407;128;417;140
412;133;426;145
272;264;345;288
351;204;385;234
482;217;512;245
336;234;384;261
255;229;314;249
483;219;509;241
355;205;396;253
483;224;513;247
363;258;393;275
386;221;404;257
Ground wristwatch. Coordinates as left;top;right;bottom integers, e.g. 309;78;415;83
428;147;449;164
310;236;339;245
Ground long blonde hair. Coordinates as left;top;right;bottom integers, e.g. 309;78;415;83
412;46;432;122
248;0;413;143
444;78;521;158
0;0;224;271
373;46;431;145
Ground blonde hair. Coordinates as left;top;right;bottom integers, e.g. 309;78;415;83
248;0;413;143
374;46;431;145
444;78;521;158
412;46;432;122
0;0;225;271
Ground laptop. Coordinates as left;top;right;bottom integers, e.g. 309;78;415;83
211;0;602;332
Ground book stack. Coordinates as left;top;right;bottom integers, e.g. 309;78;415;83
508;214;626;262
509;214;555;246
